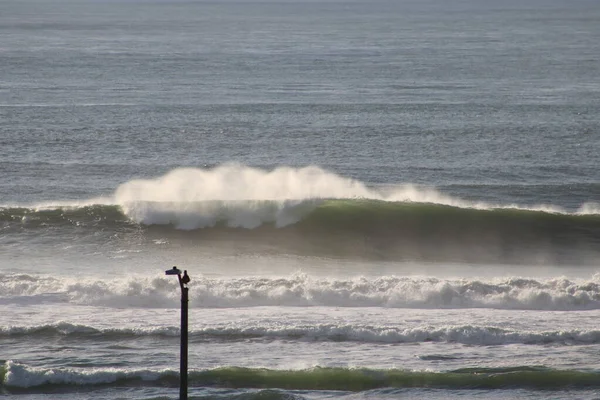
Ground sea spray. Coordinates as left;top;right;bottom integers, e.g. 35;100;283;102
112;165;572;227
113;165;376;203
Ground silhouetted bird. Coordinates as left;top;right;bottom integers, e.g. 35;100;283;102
182;270;190;284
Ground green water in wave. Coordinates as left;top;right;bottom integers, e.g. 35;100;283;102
3;365;600;392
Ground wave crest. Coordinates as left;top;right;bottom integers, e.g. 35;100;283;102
3;322;600;346
3;361;600;391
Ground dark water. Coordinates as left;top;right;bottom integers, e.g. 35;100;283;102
3;201;600;264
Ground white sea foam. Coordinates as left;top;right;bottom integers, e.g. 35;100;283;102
114;165;373;228
578;202;600;215
3;197;114;210
0;322;179;337
2;322;599;346
2;360;169;388
195;324;600;345
2;273;600;311
0;274;181;308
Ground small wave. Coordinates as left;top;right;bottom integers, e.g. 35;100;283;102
3;273;600;311
0;322;179;339
418;355;460;361
0;204;131;230
2;361;600;391
3;322;600;345
1;360;176;390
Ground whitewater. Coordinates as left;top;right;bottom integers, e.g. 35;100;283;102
2;0;600;398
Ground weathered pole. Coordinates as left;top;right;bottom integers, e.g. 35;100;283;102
180;275;188;400
165;266;190;400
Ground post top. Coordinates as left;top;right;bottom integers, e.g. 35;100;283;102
165;266;182;275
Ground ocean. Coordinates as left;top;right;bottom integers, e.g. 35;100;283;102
1;0;600;398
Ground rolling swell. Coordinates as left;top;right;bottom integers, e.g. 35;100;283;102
4;322;600;345
2;361;600;392
296;200;600;263
2;200;600;263
0;205;131;230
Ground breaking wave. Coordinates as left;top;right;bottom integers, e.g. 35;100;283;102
3;273;600;311
3;322;600;346
2;165;600;263
2;361;600;392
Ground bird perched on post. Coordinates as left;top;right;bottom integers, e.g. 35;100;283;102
182;270;190;284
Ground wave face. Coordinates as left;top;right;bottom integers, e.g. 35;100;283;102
2;273;600;311
2;203;600;264
2;361;599;392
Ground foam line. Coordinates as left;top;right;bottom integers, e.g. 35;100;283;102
2;273;600;311
2;322;600;345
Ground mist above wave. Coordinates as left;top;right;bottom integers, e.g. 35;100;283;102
112;165;582;230
115;165;375;229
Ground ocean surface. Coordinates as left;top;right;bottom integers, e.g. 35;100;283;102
1;0;600;398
